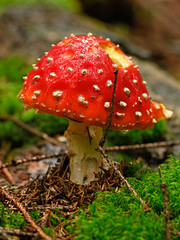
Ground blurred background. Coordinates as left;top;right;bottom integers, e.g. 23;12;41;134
0;0;180;179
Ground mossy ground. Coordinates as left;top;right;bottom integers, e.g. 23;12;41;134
0;155;179;239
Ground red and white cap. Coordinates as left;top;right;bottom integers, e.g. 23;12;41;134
18;34;172;130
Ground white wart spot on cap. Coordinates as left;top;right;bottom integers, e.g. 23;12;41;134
32;64;38;70
153;119;157;123
106;80;113;87
35;109;40;114
133;79;138;85
34;90;41;95
82;69;87;75
87;32;93;36
146;110;150;115
67;67;73;72
104;102;110;108
52;90;63;97
93;85;100;91
124;87;131;95
33;75;40;80
47;57;53;63
98;69;103;74
119;101;127;107
19;94;24;99
78;96;88;105
154;104;161;110
79;54;84;58
23;76;27;80
112;64;118;69
142;93;148;99
124;70;128;73
50;72;56;77
138;96;142;103
135;111;142;117
143;81;147;85
32;95;37;100
116;112;125;117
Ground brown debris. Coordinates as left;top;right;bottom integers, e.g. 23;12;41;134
12;156;123;214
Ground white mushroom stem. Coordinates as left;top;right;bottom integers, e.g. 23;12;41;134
65;120;107;185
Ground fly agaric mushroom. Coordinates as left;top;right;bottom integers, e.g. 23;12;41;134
18;33;172;185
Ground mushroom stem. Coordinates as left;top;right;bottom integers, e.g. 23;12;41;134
65;120;106;185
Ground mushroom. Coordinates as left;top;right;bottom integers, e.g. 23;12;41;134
18;34;173;185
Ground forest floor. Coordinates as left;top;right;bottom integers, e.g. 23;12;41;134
0;1;180;239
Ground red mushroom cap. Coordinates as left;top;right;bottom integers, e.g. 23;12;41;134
18;34;172;130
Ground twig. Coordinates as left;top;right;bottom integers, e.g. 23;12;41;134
173;228;180;238
63;233;78;240
0;152;67;170
116;169;150;211
0;226;38;238
0;165;16;186
0;161;16;186
0;145;16;185
160;182;171;240
0;187;53;240
0;115;67;148
99;69;118;147
104;140;180;151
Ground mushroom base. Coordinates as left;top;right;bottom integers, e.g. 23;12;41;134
65;121;107;185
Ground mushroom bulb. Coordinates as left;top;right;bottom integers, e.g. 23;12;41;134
18;34;173;185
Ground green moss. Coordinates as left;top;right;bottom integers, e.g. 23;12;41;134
0;0;82;14
68;155;180;240
0;202;26;229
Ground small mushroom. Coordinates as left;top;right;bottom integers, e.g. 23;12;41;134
18;34;173;185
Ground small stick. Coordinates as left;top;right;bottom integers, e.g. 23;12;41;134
0;226;38;238
104;140;180;151
0;187;53;240
0;115;67;148
173;228;180;238
0;161;16;185
0;152;67;170
160;182;171;240
99;69;118;147
116;169;150;211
